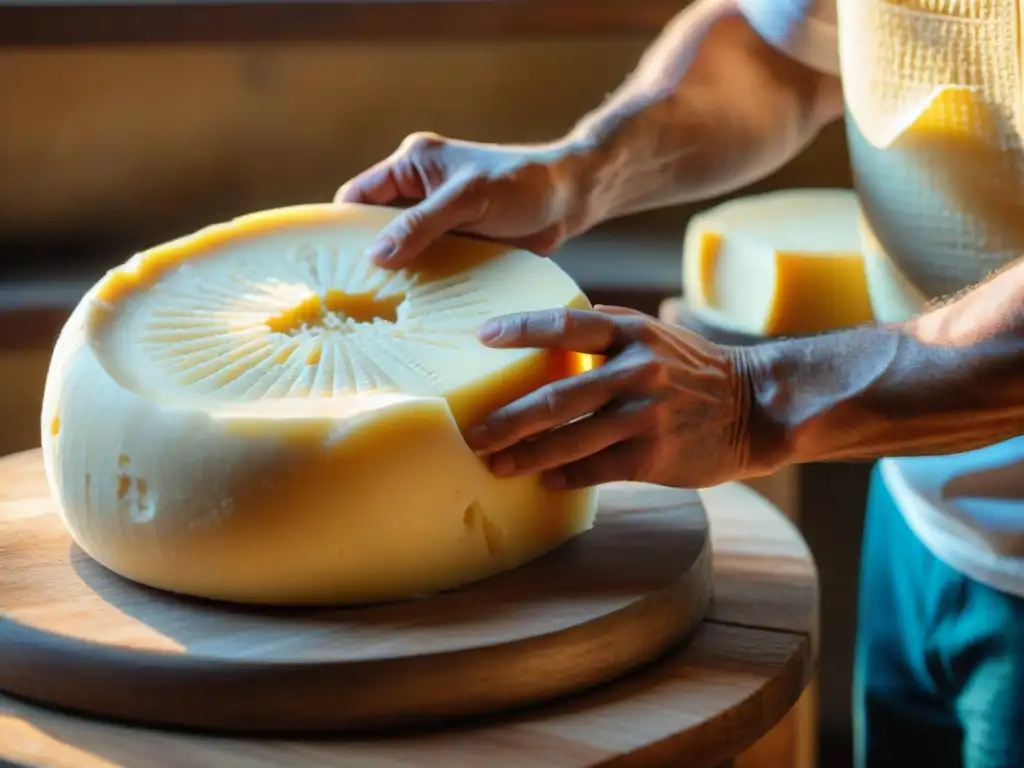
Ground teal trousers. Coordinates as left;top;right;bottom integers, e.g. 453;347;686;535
854;464;1024;768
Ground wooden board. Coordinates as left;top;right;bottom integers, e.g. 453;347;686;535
0;481;819;768
0;449;713;734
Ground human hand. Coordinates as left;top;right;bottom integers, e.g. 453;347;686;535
464;305;765;490
335;132;589;269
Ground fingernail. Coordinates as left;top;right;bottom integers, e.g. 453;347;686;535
543;471;567;489
464;424;489;449
366;237;397;265
489;452;515;477
477;320;502;343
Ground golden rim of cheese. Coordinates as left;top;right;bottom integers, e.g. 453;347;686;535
42;202;599;606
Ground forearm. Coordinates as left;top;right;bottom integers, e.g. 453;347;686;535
742;259;1024;472
561;0;842;233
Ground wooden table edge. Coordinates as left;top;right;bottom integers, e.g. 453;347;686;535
0;445;819;767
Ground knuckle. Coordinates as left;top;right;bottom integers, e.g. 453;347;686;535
452;174;491;220
621;349;665;387
623;449;650;481
564;433;589;460
635;355;666;386
458;171;489;196
632;318;659;344
512;313;534;339
485;398;552;449
634;401;663;432
509;435;560;472
513;160;555;189
614;314;654;343
520;159;552;178
506;443;537;471
482;407;514;443
549;220;569;244
401;131;446;156
548;307;574;336
617;312;641;328
384;215;415;243
540;385;566;418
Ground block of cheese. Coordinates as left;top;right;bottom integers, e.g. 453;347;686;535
681;188;875;337
40;203;599;606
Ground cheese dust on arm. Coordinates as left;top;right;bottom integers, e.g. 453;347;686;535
740;257;1024;470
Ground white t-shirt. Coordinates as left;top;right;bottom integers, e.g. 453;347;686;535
737;0;1024;598
737;0;841;77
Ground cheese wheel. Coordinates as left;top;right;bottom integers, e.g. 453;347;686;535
682;188;875;337
41;203;599;606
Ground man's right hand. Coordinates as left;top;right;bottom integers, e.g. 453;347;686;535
335;132;591;269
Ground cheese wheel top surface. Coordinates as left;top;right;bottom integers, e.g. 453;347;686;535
83;203;590;429
42;203;598;606
692;188;861;252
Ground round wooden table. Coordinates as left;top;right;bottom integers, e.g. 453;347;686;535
0;471;818;768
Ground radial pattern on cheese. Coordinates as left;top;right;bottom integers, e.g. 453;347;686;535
682;188;875;337
41;203;599;606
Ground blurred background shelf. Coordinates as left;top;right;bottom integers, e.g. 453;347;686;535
1;0;684;46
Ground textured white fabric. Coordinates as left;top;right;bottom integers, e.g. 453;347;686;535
738;0;1024;596
838;0;1024;303
835;0;1024;596
882;442;1024;599
737;0;841;75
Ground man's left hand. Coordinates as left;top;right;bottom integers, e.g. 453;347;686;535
465;305;760;490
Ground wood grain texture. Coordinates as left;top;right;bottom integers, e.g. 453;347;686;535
659;295;820;768
0;44;649;243
0;478;818;767
0;1;685;45
0;450;713;733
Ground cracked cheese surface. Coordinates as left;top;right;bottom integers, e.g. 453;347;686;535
41;203;599;605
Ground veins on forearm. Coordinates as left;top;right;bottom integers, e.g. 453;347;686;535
745;259;1024;467
565;9;829;229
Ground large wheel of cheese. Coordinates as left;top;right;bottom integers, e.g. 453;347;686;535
41;203;599;606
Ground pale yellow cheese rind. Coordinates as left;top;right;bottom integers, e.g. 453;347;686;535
682;188;875;337
41;203;599;606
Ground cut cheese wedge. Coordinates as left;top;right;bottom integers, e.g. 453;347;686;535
682;188;875;337
41;203;599;606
